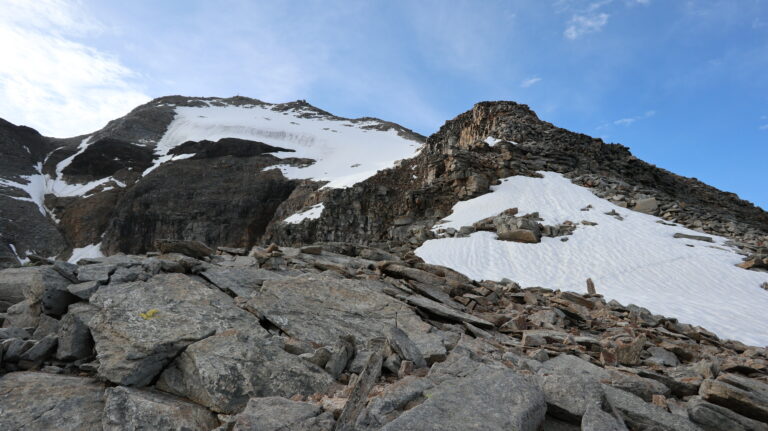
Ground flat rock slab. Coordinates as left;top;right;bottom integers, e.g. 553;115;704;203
0;372;106;431
230;396;335;431
247;273;445;361
87;273;268;386
201;266;286;297
103;386;220;431
405;295;494;328
156;331;335;414
381;367;547;431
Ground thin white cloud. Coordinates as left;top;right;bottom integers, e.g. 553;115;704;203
564;13;609;39
759;124;768;130
520;77;542;88
0;0;150;137
598;110;655;130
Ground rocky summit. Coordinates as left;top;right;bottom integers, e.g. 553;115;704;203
0;97;767;430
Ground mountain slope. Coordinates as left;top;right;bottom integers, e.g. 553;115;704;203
0;97;766;345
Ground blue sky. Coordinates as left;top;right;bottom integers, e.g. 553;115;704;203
0;0;766;208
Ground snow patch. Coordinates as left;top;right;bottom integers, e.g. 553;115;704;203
484;136;502;146
68;243;104;264
284;203;325;224
416;171;768;347
150;104;422;188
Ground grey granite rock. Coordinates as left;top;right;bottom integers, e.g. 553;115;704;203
156;331;334;414
103;386;219;431
87;273;267;386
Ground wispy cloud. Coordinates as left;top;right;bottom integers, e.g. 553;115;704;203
520;77;542;88
598;110;655;129
564;13;610;39
759;124;768;130
0;0;150;137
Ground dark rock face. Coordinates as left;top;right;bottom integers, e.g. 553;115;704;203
168;137;294;159
102;155;298;254
62;138;154;179
0;119;66;267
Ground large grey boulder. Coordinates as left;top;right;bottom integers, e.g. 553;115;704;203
381;367;547;431
246;273;445;362
229;397;335;431
87;273;267;386
156;331;334;414
103;386;219;431
0;372;105;430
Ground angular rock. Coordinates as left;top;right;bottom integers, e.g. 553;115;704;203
247;273;445;362
687;396;768;431
87;273;267;386
201;266;285;297
633;197;658;214
103;386;219;431
381;367;546;431
325;335;356;378
18;334;58;367
405;295;494;328
0;266;73;315
673;233;714;242
581;403;628;431
645;346;681;367
385;325;427;369
66;280;101;300
156;331;334;414
699;373;768;423
56;302;97;361
230;397;335;431
2;299;41;329
76;263;115;284
31;314;60;339
538;373;606;423
154;239;214;259
603;384;701;430
0;372;105;431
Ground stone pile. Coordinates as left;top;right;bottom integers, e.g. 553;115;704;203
0;240;766;430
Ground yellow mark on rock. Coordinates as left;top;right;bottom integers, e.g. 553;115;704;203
139;309;160;320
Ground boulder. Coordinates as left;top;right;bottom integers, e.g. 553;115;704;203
0;266;76;316
56;302;97;361
581;403;628;431
230;396;335;431
0;372;105;430
687;396;768;431
2;299;41;329
87;273;267;386
603;385;701;430
103;386;220;431
246;273;445;362
154;239;214;259
699;373;768;423
156;331;334;414
538;373;606;423
381;367;547;431
633;197;658;214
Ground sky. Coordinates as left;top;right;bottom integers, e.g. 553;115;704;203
0;0;766;209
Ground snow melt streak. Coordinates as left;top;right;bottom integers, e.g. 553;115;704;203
416;172;768;347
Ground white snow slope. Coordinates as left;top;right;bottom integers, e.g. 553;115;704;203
147;101;423;188
416;171;768;347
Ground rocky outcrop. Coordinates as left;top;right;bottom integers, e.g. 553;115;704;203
0;242;765;429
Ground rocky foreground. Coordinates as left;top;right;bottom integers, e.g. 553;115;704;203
0;240;767;430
